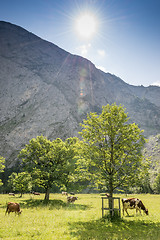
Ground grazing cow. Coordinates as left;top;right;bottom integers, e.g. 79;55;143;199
122;198;148;216
9;193;15;196
62;191;68;196
32;191;40;195
105;193;110;197
5;202;22;215
70;192;75;195
67;196;78;203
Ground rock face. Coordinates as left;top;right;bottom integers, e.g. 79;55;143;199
0;21;160;166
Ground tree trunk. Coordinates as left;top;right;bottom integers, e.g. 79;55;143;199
44;188;50;200
109;176;113;216
109;141;114;216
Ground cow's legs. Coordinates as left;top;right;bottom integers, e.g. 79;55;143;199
5;207;9;215
122;207;124;215
136;208;142;215
125;208;129;216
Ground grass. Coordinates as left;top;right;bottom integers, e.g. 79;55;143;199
0;193;160;239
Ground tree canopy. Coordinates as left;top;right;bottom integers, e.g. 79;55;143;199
18;136;80;200
79;104;146;197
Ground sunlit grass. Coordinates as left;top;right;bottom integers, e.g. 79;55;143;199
0;193;160;239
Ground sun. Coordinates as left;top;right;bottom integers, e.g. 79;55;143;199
75;12;98;39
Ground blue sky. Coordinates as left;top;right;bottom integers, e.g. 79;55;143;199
1;0;160;86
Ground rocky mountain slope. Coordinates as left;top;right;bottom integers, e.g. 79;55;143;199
0;21;160;166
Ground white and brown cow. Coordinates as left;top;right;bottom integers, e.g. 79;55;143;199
122;198;148;216
62;191;68;196
5;202;22;215
9;193;15;196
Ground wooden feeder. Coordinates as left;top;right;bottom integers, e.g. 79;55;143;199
101;197;121;217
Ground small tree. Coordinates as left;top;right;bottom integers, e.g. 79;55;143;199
0;156;5;186
79;104;146;213
8;172;32;197
18;136;75;200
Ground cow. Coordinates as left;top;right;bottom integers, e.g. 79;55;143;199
32;191;40;195
122;198;148;216
9;193;15;196
105;193;110;197
70;192;75;195
62;191;68;196
67;196;78;203
5;202;22;215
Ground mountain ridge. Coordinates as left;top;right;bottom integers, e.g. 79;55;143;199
0;21;160;166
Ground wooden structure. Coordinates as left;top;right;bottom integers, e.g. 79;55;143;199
101;197;121;217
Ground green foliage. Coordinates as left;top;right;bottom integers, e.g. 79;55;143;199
18;136;80;199
0;156;5;186
63;139;94;192
79;104;146;197
59;137;81;190
18;136;67;199
8;172;32;196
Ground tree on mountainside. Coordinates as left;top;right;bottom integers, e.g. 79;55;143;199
18;136;79;200
0;156;5;186
79;104;146;213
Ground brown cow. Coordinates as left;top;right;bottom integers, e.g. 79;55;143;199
32;191;40;195
5;202;22;215
122;198;148;216
67;196;78;203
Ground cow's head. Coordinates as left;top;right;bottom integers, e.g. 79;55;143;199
145;208;148;215
18;210;22;215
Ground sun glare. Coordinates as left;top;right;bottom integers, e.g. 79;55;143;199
75;13;98;39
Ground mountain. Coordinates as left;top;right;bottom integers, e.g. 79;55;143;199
0;21;160;166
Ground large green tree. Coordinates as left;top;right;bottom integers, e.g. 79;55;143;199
18;136;78;200
79;104;146;200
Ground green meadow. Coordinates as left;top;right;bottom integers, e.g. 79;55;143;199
0;193;160;240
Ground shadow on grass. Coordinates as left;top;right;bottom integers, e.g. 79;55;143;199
69;217;160;240
19;199;89;211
